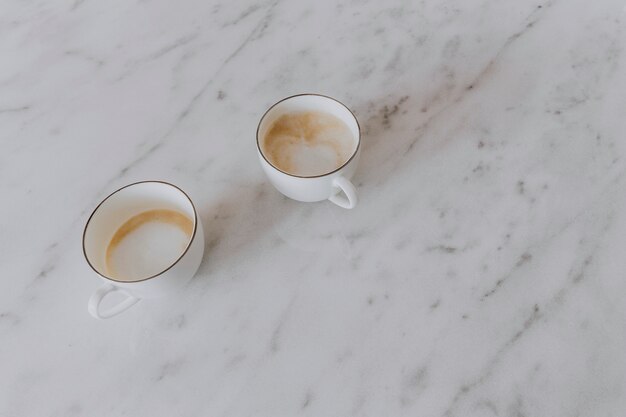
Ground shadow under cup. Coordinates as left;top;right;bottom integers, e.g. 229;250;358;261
83;181;204;319
256;94;361;208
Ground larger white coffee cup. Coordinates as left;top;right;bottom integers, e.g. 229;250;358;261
83;181;204;319
257;94;361;209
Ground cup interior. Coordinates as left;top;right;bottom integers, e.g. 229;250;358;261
83;181;197;282
257;94;360;177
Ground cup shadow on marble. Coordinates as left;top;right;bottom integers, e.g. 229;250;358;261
190;180;349;286
190;181;280;282
350;93;425;188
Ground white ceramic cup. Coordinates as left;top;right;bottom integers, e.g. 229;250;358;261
256;94;361;209
82;181;205;319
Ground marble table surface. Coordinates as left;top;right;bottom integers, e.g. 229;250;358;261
2;0;626;415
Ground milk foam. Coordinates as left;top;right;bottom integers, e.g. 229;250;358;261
105;209;193;281
262;111;355;177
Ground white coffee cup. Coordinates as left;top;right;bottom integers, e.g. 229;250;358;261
82;181;205;319
256;94;361;209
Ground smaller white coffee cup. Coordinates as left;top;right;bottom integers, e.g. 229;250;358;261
256;94;361;209
82;181;204;319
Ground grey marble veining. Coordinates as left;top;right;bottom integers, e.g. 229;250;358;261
1;0;626;416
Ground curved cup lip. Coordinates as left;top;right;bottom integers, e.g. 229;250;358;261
256;93;361;179
82;180;198;284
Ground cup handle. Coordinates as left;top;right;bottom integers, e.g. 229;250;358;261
88;283;140;319
328;176;358;209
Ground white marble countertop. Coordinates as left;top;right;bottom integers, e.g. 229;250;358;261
2;0;626;415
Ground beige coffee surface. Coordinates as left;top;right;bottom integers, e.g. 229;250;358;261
105;209;193;281
262;111;355;177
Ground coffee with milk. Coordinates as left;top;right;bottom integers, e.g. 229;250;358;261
105;209;193;281
261;110;356;177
